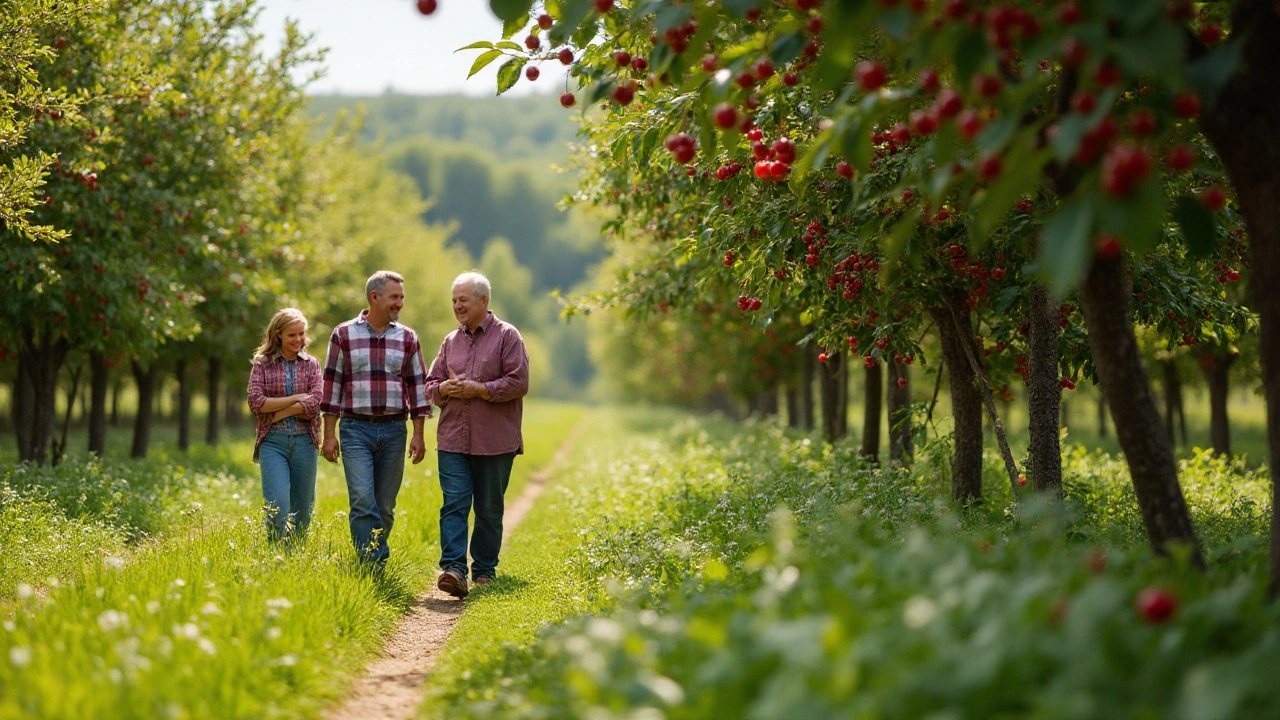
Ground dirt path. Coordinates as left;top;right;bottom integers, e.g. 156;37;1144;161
326;423;583;720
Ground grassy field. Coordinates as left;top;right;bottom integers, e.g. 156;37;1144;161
0;399;584;718
418;406;1278;720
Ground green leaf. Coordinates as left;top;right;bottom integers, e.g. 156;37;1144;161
976;138;1049;236
770;31;806;66
976;113;1019;156
501;14;525;39
1041;193;1096;296
495;57;527;95
490;0;535;23
654;5;693;34
549;0;592;45
495;40;523;51
953;31;987;88
1175;195;1216;258
1114;22;1183;78
1050;114;1088;165
468;49;503;79
878;8;914;40
455;41;494;52
1096;176;1165;254
722;0;762;18
1186;39;1244;107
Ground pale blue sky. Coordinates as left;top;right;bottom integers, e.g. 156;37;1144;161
255;0;540;96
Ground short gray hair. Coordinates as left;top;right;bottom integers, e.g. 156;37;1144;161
453;271;491;301
366;270;404;300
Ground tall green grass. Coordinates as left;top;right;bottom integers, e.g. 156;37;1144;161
422;408;1279;720
0;399;584;718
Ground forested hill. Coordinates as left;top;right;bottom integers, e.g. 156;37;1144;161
303;92;601;294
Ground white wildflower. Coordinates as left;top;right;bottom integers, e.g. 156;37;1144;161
97;610;127;632
200;602;221;616
10;646;32;667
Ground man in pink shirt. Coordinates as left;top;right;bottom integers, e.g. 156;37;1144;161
426;272;530;598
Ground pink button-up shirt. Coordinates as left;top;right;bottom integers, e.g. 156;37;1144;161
246;350;323;461
425;312;529;455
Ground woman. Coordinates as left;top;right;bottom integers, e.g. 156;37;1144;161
247;308;323;541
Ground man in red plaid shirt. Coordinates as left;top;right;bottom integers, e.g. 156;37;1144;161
321;270;432;565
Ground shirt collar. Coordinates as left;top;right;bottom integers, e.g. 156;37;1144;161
463;311;495;336
271;349;311;362
357;308;399;330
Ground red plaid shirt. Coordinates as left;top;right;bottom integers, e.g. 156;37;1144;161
246;351;323;461
321;310;432;419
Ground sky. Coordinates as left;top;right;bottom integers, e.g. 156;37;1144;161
254;0;539;97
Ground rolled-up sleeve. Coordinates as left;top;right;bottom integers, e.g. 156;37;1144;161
246;360;267;415
321;329;345;416
299;357;323;418
425;338;451;407
485;328;530;403
403;333;433;419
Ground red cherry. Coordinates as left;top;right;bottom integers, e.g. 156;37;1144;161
819;352;829;363
524;34;541;51
856;60;887;91
1101;144;1153;198
754;161;772;179
538;13;554;29
1201;187;1227;211
1095;233;1122;259
1136;587;1178;623
769;161;789;180
593;0;614;12
525;66;540;81
957;109;984;140
1060;377;1076;390
1165;144;1194;173
891;122;912;145
1227;269;1240;282
836;161;855;179
1016;475;1028;486
416;0;438;15
897;377;908;389
613;50;632;67
612;82;635;105
755;59;775;80
807;16;825;33
782;72;799;86
797;0;823;10
631;56;648;72
1060;36;1088;67
1128;110;1157;136
1199;23;1223;45
935;88;963;117
1056;1;1081;24
713;103;739;130
1071;90;1096;115
559;92;576;108
910;110;939;136
1174;92;1201;119
972;73;1003;98
1094;61;1122;87
991;267;1006;280
558;48;574;65
976;154;1002;182
918;67;939;92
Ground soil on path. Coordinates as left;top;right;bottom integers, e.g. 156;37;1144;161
326;423;583;720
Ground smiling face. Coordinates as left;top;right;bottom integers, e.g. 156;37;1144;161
452;280;489;330
278;321;307;359
368;280;405;326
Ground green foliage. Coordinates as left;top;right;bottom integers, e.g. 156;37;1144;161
425;409;1279;720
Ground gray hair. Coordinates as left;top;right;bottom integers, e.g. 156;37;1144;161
453;271;491;301
365;270;405;301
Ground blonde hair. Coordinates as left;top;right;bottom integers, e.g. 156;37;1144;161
253;308;310;360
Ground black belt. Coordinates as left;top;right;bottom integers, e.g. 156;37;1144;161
342;413;408;424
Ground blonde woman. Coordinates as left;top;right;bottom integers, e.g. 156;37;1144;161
247;308;323;541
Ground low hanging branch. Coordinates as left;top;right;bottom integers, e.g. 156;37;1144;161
927;356;945;425
946;303;1022;494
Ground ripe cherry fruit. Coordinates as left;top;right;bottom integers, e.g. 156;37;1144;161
559;92;576;108
713;103;738;130
525;66;540;81
1166;145;1194;173
1201;187;1227;211
416;0;438;15
835;161;855;179
856;60;887;91
1136;586;1178;623
558;48;574;65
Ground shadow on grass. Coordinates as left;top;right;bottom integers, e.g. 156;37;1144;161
470;574;533;598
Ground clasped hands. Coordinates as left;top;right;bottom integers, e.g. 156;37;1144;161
438;372;487;400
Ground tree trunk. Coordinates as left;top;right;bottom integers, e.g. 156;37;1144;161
88;351;109;456
1198;0;1280;594
175;358;191;452
819;347;847;443
1028;284;1063;497
205;355;222;445
1097;390;1109;439
110;375;122;426
751;383;779;417
861;360;882;461
928;298;983;502
887;358;913;463
1200;352;1236;457
224;376;242;427
14;329;68;465
1161;360;1186;448
51;362;83;467
131;361;157;459
1078;254;1202;563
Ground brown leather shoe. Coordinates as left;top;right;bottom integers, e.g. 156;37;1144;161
473;576;493;586
437;570;469;598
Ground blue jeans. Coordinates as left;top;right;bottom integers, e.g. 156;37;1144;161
438;450;515;580
340;419;407;563
258;430;318;541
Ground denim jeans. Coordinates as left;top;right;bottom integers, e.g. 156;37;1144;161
258;430;317;541
437;450;515;580
340;419;407;563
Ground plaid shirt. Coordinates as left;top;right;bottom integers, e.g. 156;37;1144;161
321;310;432;419
246;351;323;461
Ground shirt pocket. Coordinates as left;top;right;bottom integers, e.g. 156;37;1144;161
385;347;405;375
